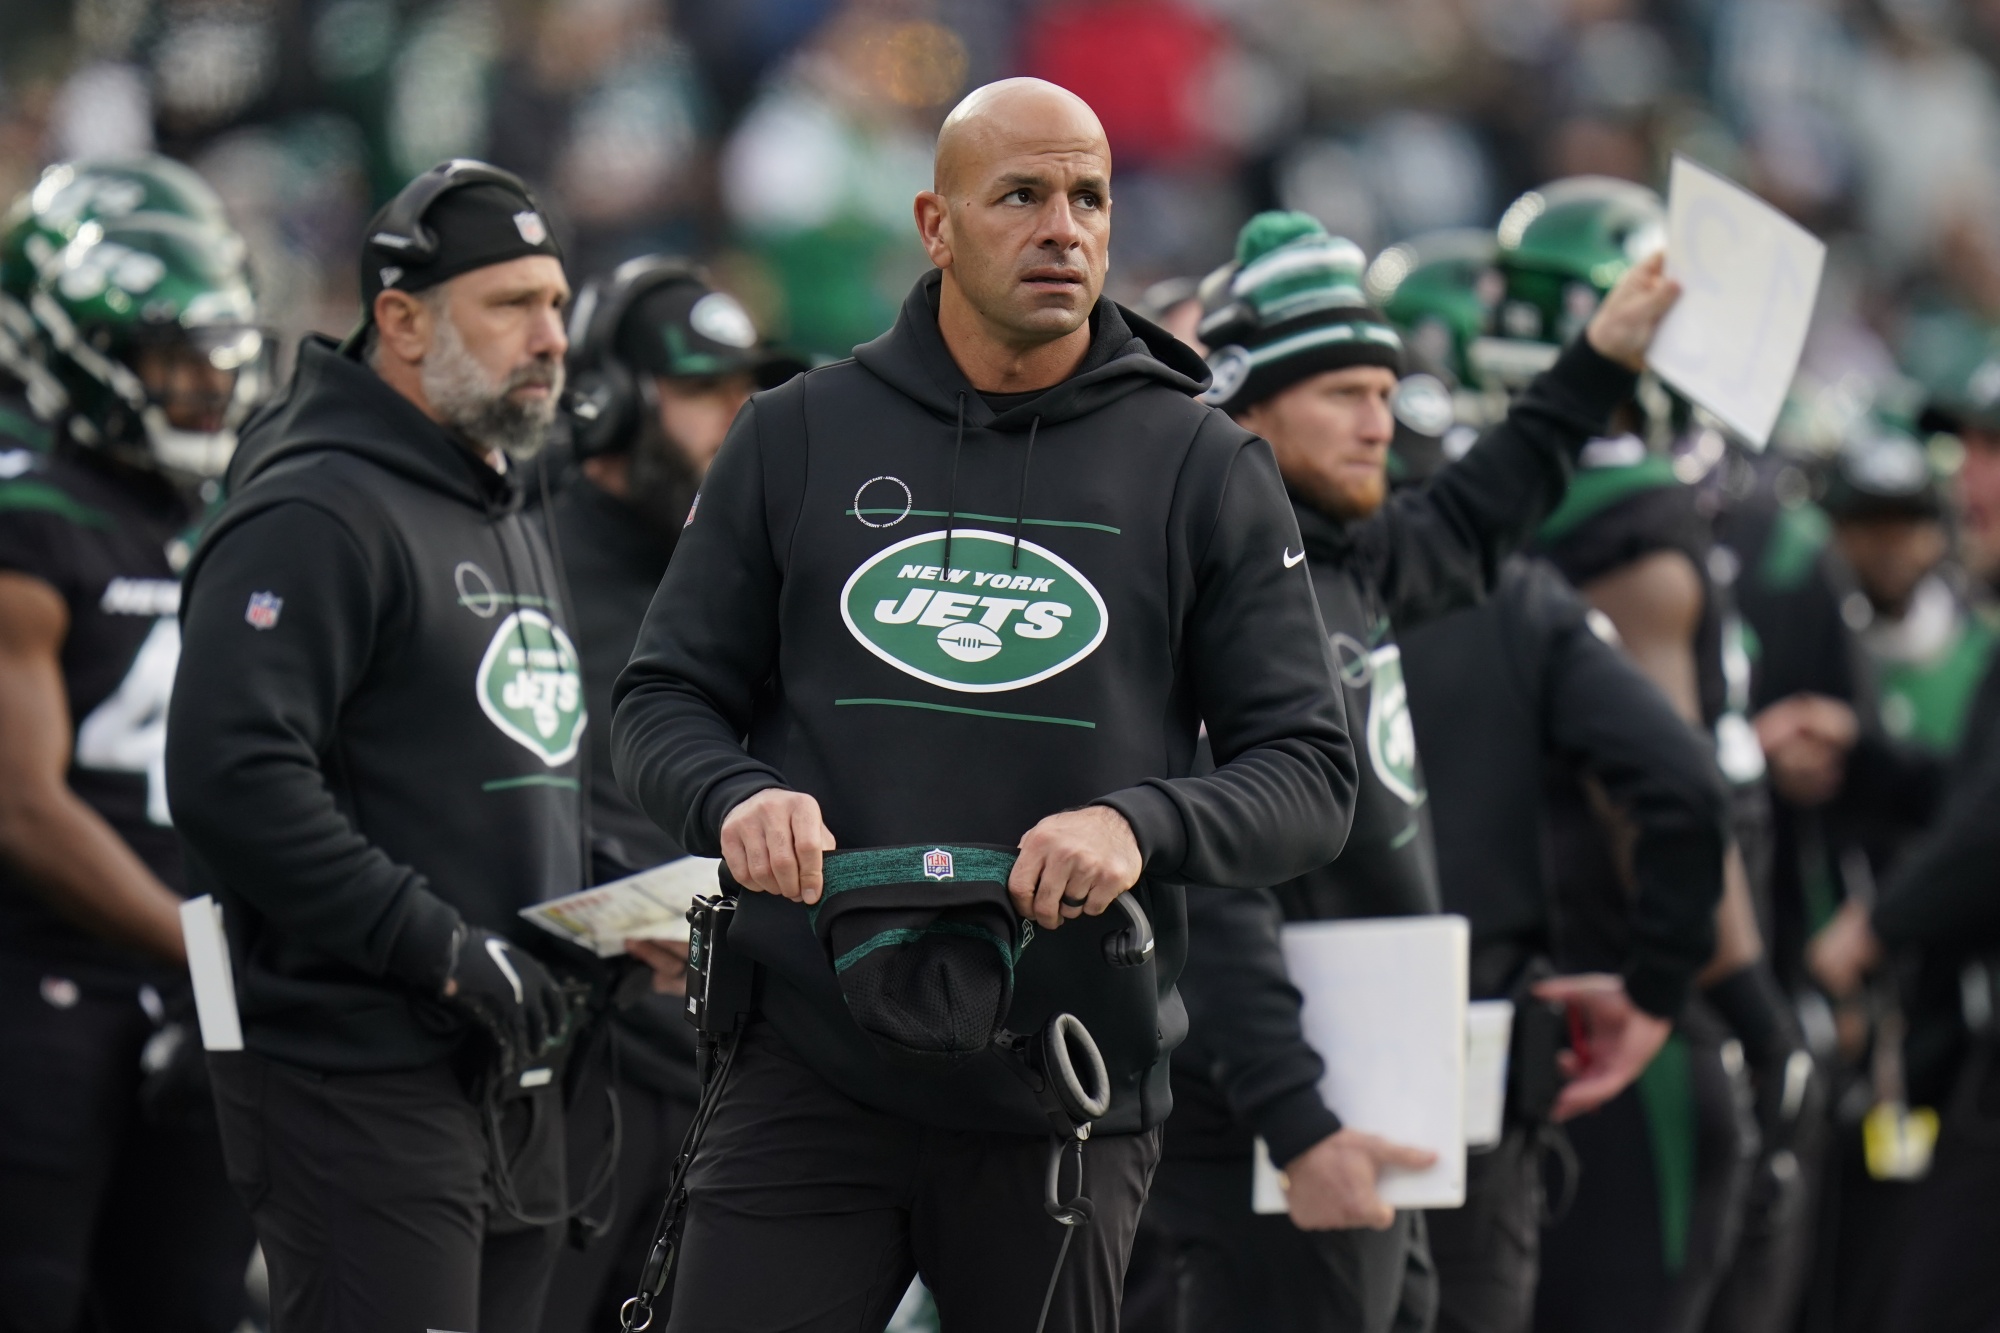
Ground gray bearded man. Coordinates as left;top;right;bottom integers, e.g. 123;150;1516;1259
167;161;632;1333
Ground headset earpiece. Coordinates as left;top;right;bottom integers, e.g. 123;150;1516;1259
560;255;704;460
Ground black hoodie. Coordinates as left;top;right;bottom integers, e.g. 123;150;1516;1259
167;336;586;1072
612;272;1358;1136
1167;338;1638;1166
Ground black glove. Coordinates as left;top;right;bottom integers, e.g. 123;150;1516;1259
441;926;571;1078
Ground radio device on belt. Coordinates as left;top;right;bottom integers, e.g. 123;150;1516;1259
620;891;754;1333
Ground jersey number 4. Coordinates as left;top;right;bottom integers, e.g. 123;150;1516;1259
75;617;179;826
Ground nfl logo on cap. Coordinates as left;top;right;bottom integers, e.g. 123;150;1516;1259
244;591;283;630
513;211;548;245
923;848;954;881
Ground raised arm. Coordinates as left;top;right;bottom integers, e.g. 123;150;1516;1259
1362;254;1673;628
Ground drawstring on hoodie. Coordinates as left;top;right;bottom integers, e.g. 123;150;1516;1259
941;391;966;578
1012;415;1040;568
942;396;1041;573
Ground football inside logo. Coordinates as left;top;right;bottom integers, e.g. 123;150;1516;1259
839;529;1109;694
936;622;1002;662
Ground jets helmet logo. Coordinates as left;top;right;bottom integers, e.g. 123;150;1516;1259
475;611;586;765
1364;643;1422;806
840;530;1108;693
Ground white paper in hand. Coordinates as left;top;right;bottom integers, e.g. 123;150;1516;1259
518;856;720;957
1649;156;1826;448
1280;915;1469;1209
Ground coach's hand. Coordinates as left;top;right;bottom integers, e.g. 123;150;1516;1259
1282;1128;1437;1231
1585;251;1681;371
721;788;838;904
1010;805;1143;931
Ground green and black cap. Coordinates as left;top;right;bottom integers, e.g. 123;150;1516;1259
803;844;1032;1069
617;276;768;380
1199;211;1404;416
1822;418;1942;521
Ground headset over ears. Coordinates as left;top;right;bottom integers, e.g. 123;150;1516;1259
366;159;539;266
561;254;702;460
339;159;549;357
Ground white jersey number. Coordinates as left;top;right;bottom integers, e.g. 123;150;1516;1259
74;617;180;826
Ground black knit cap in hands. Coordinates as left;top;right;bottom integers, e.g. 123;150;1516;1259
804;845;1031;1069
358;175;563;316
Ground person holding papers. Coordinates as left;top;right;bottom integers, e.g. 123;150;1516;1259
1143;210;1677;1333
166;162;634;1333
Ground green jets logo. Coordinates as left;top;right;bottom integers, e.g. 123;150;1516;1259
840;530;1108;693
1365;643;1422;805
476;611;586;765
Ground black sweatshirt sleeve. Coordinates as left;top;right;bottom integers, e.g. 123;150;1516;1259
1177;883;1343;1166
1096;427;1359;887
612;399;788;854
167;502;463;990
1362;338;1637;631
1526;562;1726;1017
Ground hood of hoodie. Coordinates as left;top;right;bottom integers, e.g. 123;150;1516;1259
229;335;519;513
852;269;1210;430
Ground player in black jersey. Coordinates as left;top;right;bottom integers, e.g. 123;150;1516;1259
535;257;797;1333
0;186;264;1329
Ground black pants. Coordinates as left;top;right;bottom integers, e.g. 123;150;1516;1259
541;1073;696;1333
0;957;253;1333
208;1049;566;1333
1427;1124;1545;1333
1141;1154;1437;1333
1534;1018;1755;1333
1884;1042;2000;1333
664;1023;1161;1333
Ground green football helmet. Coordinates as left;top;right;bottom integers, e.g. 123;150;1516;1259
2;157;232;427
1;156;229;307
31;212;264;479
1474;176;1665;388
1364;228;1501;388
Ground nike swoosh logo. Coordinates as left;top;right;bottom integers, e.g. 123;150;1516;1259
486;938;525;1005
1283;548;1307;569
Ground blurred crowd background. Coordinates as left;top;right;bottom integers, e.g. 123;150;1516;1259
7;0;2000;418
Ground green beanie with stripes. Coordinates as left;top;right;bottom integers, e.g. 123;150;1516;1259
1199;211;1404;415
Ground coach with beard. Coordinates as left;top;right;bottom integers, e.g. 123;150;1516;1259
166;162;589;1333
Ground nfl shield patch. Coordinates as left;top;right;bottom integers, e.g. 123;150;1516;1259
244;591;283;630
922;848;954;881
513;211;548;245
